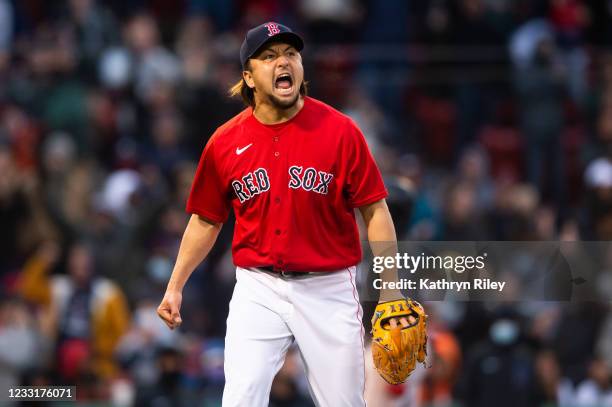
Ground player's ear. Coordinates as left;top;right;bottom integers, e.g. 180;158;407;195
243;69;255;89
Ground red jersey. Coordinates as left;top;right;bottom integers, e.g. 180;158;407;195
186;97;388;271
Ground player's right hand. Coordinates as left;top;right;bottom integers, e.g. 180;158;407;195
157;291;183;330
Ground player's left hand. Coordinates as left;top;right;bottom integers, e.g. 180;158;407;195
370;298;428;384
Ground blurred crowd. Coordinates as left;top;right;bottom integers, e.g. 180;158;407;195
0;0;611;406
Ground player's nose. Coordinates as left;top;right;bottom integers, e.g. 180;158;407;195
276;53;290;67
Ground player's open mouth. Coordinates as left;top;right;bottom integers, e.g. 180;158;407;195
274;73;294;96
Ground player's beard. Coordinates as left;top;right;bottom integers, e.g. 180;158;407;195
268;87;300;110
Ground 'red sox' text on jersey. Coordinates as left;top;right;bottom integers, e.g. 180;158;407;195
186;97;388;272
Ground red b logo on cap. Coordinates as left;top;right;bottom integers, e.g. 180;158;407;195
264;22;280;36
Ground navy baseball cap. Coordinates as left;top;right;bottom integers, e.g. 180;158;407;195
240;22;304;68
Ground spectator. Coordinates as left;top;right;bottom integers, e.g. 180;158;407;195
440;181;489;240
582;157;612;239
573;358;612;406
417;319;462;406
549;0;590;104
455;145;495;211
64;0;120;82
19;241;130;380
514;37;566;206
99;13;180;102
456;313;542;407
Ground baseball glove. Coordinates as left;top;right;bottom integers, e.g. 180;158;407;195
371;298;428;384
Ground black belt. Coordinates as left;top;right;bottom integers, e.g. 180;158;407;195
258;266;318;278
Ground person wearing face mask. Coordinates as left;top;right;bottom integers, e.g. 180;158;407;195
456;314;543;407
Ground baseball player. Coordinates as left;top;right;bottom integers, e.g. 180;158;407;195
157;22;406;406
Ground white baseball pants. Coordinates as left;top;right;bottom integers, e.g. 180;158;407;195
221;266;366;407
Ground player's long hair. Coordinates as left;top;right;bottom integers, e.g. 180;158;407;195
229;61;308;108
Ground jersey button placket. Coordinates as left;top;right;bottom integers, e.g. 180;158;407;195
272;129;286;271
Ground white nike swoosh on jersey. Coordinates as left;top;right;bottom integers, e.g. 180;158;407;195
236;143;253;155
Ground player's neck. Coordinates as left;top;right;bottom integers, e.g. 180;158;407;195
253;97;304;125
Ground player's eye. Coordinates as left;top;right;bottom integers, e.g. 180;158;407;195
263;54;275;60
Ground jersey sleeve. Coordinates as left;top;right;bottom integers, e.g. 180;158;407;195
186;136;230;223
342;120;388;207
